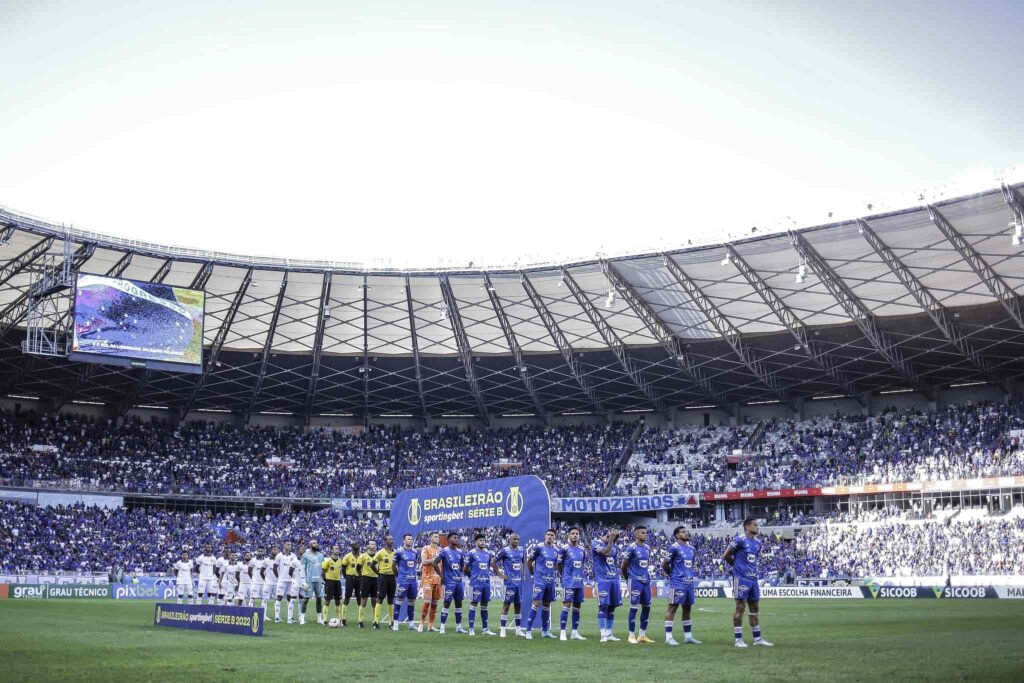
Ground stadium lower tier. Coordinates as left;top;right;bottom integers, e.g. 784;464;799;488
2;501;1021;577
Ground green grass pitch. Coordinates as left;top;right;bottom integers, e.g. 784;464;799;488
2;598;1022;681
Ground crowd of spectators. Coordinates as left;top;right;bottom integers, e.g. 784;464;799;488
0;412;630;498
616;401;1024;495
6;500;1019;579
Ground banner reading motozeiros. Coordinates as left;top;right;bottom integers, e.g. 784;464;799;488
390;476;551;545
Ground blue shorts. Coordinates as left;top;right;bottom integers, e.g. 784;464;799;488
597;579;622;608
398;580;418;602
562;586;584;606
307;580;324;599
669;584;696;606
532;582;556;603
470;585;491;604
503;585;522;605
734;576;760;602
443;582;465;603
629;579;652;606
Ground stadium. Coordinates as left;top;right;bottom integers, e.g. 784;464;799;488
2;4;1024;683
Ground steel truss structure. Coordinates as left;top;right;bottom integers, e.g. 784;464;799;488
1;185;1024;420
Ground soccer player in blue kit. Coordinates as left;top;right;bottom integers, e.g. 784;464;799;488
391;533;419;631
432;532;467;635
492;531;526;638
723;517;773;648
620;526;655;644
465;533;496;636
524;528;559;640
662;525;701;645
557;526;587;641
591;527;622;643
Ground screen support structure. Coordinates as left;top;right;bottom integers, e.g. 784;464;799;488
23;240;93;358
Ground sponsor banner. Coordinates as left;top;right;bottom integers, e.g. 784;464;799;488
995;586;1024;600
391;476;550;546
760;586;863;599
703;488;822;501
552;493;699;514
6;583;112;599
863;585;1000;599
154;603;264;637
330;498;392;512
0;574;109;585
114;577;178;600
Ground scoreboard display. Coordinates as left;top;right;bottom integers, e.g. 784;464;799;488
70;273;205;373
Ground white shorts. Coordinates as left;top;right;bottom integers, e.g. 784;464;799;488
197;578;217;596
237;584;252;602
276;580;292;598
252;582;264;599
261;582;275;600
288;582;306;599
176;582;194;598
222;585;237;601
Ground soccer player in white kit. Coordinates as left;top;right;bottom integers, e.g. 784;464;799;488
261;546;278;617
173;551;195;604
237;551;254;606
222;552;241;605
249;547;265;608
195;544;219;605
288;553;308;625
216;548;231;605
274;541;297;623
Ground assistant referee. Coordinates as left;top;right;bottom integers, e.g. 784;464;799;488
322;545;344;624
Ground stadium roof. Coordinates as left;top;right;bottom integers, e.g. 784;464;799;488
1;184;1024;422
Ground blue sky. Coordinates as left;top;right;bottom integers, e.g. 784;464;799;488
0;1;1020;267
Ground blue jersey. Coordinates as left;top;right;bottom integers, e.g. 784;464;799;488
466;548;493;588
729;534;761;580
666;542;695;586
622;542;651;583
438;547;466;585
591;538;620;582
529;544;559;585
558;545;586;589
395;548;418;584
495;546;525;586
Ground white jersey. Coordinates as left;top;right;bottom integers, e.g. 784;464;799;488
172;560;193;583
196;554;217;580
275;552;297;584
292;556;306;585
250;557;265;584
222;561;241;588
239;560;253;586
216;557;230;584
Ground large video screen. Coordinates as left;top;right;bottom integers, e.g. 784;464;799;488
70;274;205;373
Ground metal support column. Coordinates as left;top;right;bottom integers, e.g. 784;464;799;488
304;272;332;424
439;273;490;424
405;276;430;424
245;272;288;422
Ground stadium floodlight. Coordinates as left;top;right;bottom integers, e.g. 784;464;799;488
721;254;731;266
558;273;565;287
795;260;807;284
604;288;616;309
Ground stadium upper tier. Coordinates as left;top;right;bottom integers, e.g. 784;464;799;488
1;184;1024;418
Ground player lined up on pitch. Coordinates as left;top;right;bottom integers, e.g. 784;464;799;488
169;521;773;647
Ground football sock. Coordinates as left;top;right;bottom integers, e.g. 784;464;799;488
640;605;650;631
274;601;281;620
684;620;693;636
541;607;550;632
572;607;580;631
469;607;476;629
665;620;673;636
406;602;415;622
753;626;762;640
455;608;463;626
598;604;607;631
357;606;364;624
734;626;744;641
560;607;569;631
526;606;537;630
373;603;381;623
628;607;637;634
481;607;488;630
606;607;615;631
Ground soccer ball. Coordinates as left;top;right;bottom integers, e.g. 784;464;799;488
328;618;340;628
